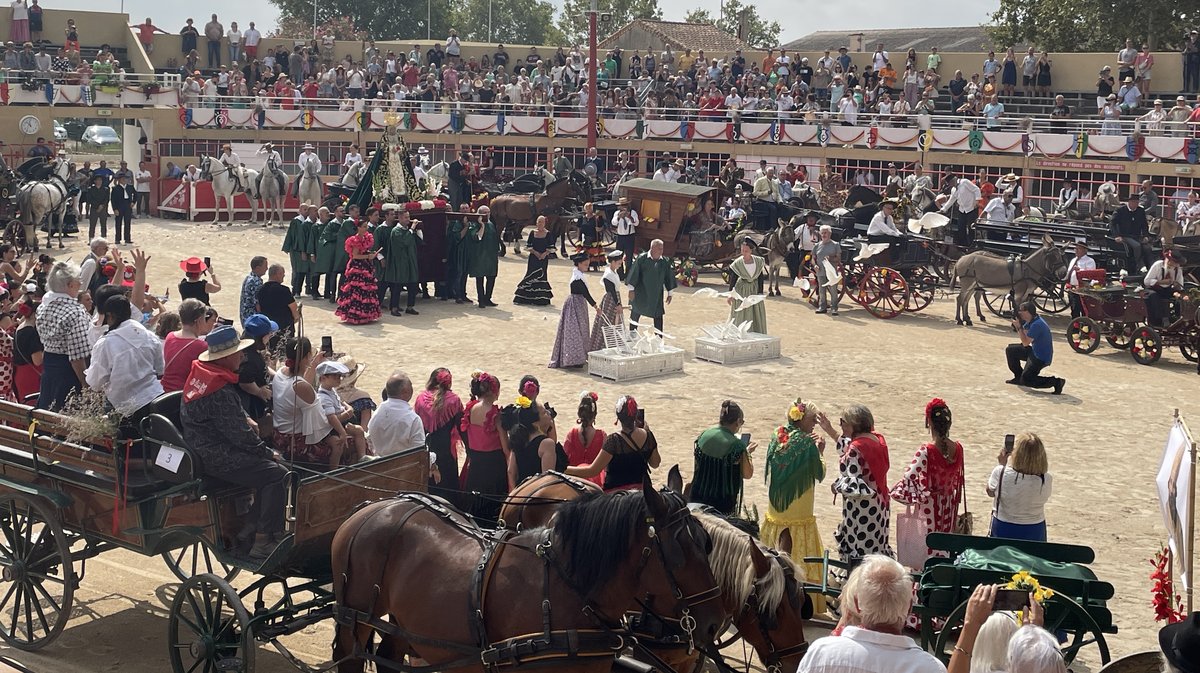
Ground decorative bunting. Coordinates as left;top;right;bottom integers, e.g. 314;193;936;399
215;108;230;129
866;126;878;149
0;82;7;105
597;118;604;137
769;121;781;144
919;130;933;152
1126;135;1145;161
967;130;984;153
679;120;690;140
497;112;506;135
256;109;266;129
1020;133;1032;157
817;125;829;147
302;109;314;130
1186;139;1198;165
635;119;644;139
178;108;189;128
449;110;464;133
1074;132;1088;159
79;83;91;107
43;81;54;105
727;122;737;142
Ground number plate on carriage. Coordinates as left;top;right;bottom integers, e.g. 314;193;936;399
155;446;185;473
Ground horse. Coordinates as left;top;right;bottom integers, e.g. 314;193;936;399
331;478;724;673
735;216;797;296
297;159;324;208
952;234;1068;326
1092;181;1120;220
198;155;247;225
498;468;811;673
490;175;589;255
15;159;70;251
257;153;290;226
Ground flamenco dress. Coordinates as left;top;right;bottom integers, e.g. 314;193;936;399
760;424;828;614
335;232;381;324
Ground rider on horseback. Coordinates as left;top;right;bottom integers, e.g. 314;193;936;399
219;143;243;192
256;142;285;194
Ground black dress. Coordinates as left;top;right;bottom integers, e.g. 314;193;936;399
602;430;658;492
514;231;553;305
514;433;568;483
178;278;210;306
426;411;463;502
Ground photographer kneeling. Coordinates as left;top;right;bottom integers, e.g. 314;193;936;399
1004;301;1065;395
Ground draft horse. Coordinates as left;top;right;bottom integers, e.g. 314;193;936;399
490;174;590;256
331;477;723;673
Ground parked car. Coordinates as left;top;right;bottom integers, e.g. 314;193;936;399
52;120;66;142
81;125;120;148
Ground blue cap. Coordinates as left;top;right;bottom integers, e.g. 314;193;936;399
242;313;279;338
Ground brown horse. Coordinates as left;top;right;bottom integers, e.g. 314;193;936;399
490;174;590;255
498;471;601;530
331;479;723;673
499;468;811;673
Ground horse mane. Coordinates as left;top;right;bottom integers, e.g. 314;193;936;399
551;488;661;595
692;512;795;616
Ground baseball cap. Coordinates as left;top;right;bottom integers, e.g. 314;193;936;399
316;361;351;376
241;313;278;338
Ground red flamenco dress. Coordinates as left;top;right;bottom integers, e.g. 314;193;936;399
336;232;381;325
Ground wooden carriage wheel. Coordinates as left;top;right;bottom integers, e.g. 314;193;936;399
1130;325;1163;365
566;223;615;250
903;269;938;313
1033;279;1071;315
0;493;75;651
1179;324;1200;363
1066;317;1102;354
855;267;907;319
161;539;240;583
169;573;256;673
982;290;1015;320
1104;322;1140;350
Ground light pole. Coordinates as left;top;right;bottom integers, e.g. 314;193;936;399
488;0;492;43
427;0;431;40
586;0;597;151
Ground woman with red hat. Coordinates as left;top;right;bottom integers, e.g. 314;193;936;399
178;256;222;306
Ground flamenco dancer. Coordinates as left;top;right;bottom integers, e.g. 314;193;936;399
549;252;597;368
460;371;509;525
335;211;381;324
589;250;625;352
513;215;554;306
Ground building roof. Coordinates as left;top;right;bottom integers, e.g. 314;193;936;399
782;26;1002;54
600;19;751;55
620;178;715;198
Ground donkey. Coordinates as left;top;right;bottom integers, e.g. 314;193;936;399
952;234;1068;326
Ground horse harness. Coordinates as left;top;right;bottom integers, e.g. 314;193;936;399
334;492;720;673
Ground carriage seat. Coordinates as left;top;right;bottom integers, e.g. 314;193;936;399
0;438;165;500
140;413;204;486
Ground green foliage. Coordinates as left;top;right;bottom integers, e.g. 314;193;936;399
987;0;1193;52
451;0;567;46
269;0;454;43
683;0;780;50
268;16;367;42
556;0;663;46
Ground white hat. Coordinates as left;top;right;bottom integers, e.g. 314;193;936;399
381;203;402;212
417;146;429;154
303;143;314;149
315;361;350;376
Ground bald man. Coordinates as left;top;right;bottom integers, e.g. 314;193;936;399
367;371;425;457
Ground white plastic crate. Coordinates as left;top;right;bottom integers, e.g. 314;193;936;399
588;347;685;381
693;333;782;364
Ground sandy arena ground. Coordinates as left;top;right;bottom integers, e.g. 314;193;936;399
2;216;1197;672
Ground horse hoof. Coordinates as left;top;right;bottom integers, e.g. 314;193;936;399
979;316;987;323
965;320;973;327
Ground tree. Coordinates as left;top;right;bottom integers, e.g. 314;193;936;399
556;0;662;46
987;0;1192;52
269;16;367;42
269;0;453;43
450;0;566;46
683;0;780;50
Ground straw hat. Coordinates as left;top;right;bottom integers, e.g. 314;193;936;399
335;354;366;388
197;325;254;362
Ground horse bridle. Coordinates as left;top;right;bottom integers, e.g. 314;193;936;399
741;551;810;673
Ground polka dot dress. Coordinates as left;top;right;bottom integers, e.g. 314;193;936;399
832;441;893;572
890;442;964;557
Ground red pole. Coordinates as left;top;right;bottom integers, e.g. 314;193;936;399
586;7;597;151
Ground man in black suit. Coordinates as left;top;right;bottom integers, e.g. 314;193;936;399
447;150;471;212
1109;192;1151;272
110;173;136;244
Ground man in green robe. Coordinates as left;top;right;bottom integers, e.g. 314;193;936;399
626;238;677;332
330;204;356;301
466;205;500;308
281;203;312;297
445;212;470;304
303;206;324;299
373;205;397;304
383;209;422;316
313;207;341;301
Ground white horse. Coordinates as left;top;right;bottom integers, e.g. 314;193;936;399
257;154;289;226
199;155;253;225
16;159;70;251
340;160;369;191
297;160;324;207
423;160;449;198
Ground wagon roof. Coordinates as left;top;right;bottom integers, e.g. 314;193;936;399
621;179;715;198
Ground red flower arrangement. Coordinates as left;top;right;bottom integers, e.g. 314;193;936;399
1151;545;1186;623
776;425;789;445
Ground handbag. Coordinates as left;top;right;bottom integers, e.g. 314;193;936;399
896;503;930;570
953;457;974;535
989;464;1006;536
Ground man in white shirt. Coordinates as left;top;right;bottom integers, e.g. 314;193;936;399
241;21;261;60
1176;191;1200;236
85;294;164;427
612;197;640;269
134;162;152;217
295;144;321;196
1063;241;1096;318
1143;253;1184;327
724;86;743;120
1055;178;1080;218
343;144;363;170
752;167;780;229
78;237;109;292
871;43;889;72
867;199;906;251
948;176;981;246
1118;77;1141;112
798;555;945;673
996;173;1024;213
368;371;426;457
982;191;1017;226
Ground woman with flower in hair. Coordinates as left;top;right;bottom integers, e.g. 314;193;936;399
460;371;509;523
761;398;831;614
890;398;965;559
567;394;659;492
563;391;605;487
502;395;567;485
690;400;755;515
335;213;381;324
414;367;464;499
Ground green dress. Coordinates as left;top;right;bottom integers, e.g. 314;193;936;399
383;225;420;284
626;253;677;318
467;220;500;278
761;423;828;614
314;218;341;274
282;216;310;273
690;426;747;515
730;254;768;334
334;218;356;273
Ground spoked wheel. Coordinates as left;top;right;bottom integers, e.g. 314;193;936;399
0;493;75;651
982;290;1015;319
903;270;938;313
1105;322;1140;349
1130;325;1163;365
161;540;240;583
855;267;908;319
1066;317;1102;354
1034;279;1070;314
933;592;1110;666
565;225;614;251
169;573;255;673
1178;326;1200;363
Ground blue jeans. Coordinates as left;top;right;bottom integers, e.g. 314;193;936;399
207;40;221;68
37;353;81;411
228;43;240;64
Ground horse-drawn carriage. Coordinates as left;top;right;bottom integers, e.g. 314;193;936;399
798;236;941;319
1066;285;1200;366
620;178;744;284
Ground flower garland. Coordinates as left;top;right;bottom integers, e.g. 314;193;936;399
787;400;807;423
674;258;699;287
1151;545;1186;623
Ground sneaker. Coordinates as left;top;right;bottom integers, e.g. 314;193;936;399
1052;378;1065;395
815;308;828;314
405;308;419;315
830;310;839;316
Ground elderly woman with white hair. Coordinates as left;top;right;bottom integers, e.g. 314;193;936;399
817;404;893;578
799;555;945;673
36;261;91;410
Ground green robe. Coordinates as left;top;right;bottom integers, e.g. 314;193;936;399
334;218;356;272
626;253;677;318
282;216;310;273
372;223;393;278
730;255;767;334
303;217;320;261
313;218;341;274
467;220;499;278
383;225;420;284
691;426;747;515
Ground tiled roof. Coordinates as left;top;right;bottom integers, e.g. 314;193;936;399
600;19;751;54
782;26;1011;54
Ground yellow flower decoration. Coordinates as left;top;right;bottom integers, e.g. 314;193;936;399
515;395;533;409
787;404;804;422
